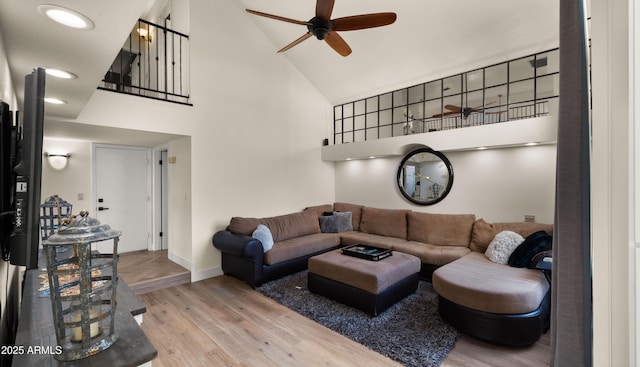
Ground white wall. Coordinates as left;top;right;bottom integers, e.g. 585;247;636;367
54;0;335;281
335;144;556;224
41;138;93;209
166;136;191;268
591;0;633;365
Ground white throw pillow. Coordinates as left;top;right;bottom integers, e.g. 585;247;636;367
485;230;524;264
252;224;274;252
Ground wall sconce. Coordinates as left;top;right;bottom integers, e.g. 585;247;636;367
137;27;151;42
44;153;71;170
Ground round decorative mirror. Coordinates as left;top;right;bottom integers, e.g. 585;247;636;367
397;147;454;205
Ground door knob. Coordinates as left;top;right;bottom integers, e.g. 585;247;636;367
98;206;109;211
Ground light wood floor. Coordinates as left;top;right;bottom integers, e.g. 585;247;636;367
138;274;551;367
118;250;190;295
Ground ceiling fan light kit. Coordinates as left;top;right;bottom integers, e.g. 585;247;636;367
246;0;396;56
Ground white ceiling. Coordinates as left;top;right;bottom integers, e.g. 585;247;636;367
0;0;559;144
236;0;560;105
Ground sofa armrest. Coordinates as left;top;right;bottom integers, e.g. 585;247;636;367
212;230;264;261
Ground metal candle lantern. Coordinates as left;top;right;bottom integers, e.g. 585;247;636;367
43;210;122;361
40;194;73;241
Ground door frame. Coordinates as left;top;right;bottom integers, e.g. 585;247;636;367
92;143;152;251
152;145;169;251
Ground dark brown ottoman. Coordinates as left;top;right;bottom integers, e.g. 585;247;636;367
308;249;421;316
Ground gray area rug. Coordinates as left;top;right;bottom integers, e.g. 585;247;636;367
257;271;461;367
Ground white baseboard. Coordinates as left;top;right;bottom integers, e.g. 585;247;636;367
191;266;223;282
167;251;223;282
167;251;192;272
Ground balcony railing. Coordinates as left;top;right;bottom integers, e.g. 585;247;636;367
99;19;191;105
333;48;559;144
406;100;552;134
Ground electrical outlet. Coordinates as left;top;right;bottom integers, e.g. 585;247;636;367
524;215;535;223
77;193;84;201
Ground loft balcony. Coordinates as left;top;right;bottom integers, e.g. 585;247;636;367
99;19;191;105
332;48;559;145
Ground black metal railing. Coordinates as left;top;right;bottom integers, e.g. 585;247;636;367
333;48;559;144
99;19;191;105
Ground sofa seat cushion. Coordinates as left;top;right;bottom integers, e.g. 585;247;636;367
407;212;476;247
359;206;409;239
432;252;549;314
392;241;471;266
263;233;340;265
338;231;409;249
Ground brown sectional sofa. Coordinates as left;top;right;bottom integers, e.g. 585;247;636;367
213;202;478;285
212;202;553;345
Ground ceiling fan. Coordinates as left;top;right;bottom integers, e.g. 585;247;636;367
245;0;397;56
432;101;497;119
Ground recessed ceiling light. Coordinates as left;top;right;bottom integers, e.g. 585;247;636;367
525;142;539;146
44;67;77;79
38;5;95;30
345;158;352;161
44;97;67;105
477;146;488;150
369;156;376;159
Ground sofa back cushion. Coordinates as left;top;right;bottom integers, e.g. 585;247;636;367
407;212;476;247
359;206;409;239
229;210;321;242
333;202;364;231
469;219;553;252
303;204;333;218
229;217;261;237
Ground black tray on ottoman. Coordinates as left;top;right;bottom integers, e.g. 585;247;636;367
342;244;392;261
308;249;420;316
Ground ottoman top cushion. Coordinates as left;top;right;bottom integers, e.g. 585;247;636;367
308;249;420;294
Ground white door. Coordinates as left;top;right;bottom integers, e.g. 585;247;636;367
94;145;150;254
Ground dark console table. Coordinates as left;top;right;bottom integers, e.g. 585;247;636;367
11;258;157;367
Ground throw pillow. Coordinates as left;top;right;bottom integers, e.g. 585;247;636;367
319;212;353;233
508;230;553;267
484;230;524;264
252;224;274;252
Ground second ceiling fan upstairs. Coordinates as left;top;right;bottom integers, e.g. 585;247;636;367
246;0;397;56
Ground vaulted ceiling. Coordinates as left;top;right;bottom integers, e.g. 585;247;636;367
236;0;560;105
0;0;559;143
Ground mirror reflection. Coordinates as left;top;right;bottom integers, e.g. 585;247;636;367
397;147;454;205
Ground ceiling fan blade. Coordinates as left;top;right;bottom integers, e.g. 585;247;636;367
246;9;310;26
332;13;397;31
324;31;352;56
277;32;313;53
444;104;462;112
316;0;335;20
432;110;460;118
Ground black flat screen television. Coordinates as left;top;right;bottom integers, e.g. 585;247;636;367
0;101;15;261
8;68;46;269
